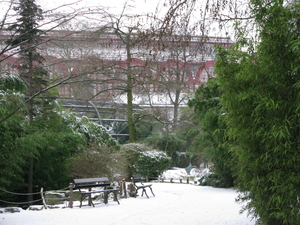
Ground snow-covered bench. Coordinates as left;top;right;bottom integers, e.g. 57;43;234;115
73;177;120;207
131;175;155;198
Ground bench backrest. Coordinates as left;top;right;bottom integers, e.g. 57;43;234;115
131;175;146;184
73;177;111;189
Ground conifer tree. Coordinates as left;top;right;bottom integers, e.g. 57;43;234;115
216;0;300;223
7;0;49;202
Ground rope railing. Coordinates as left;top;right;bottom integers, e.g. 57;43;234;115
0;198;42;205
0;186;71;209
0;187;44;207
0;187;41;196
53;186;70;191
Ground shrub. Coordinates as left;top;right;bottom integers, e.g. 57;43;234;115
144;132;185;167
136;150;171;178
68;143;126;179
120;143;148;176
121;143;171;179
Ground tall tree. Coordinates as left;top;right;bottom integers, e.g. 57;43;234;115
216;0;300;224
188;78;233;187
6;0;49;202
0;75;28;202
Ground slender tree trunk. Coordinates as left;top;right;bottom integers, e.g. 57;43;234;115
27;157;34;203
126;34;135;142
27;51;34;203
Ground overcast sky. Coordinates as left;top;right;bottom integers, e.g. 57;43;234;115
37;0;162;15
0;0;239;39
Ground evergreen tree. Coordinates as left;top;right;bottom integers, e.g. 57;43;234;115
188;78;234;187
216;0;300;223
6;0;50;202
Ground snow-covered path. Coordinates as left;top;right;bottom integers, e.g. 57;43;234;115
1;183;255;225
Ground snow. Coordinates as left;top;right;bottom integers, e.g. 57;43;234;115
1;182;255;225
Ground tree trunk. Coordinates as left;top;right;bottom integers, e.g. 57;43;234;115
27;157;34;203
126;34;135;143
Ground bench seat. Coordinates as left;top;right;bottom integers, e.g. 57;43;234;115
73;177;120;207
131;175;155;198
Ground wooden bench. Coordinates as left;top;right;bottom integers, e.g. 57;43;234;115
73;177;120;207
131;175;155;198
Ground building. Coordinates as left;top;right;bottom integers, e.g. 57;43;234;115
0;30;233;138
0;30;233;102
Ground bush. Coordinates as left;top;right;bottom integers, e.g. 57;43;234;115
120;143;148;176
136;150;171;178
120;143;171;179
144;132;185;167
68;145;126;179
198;172;233;188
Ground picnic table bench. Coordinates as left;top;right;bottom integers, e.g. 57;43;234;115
73;177;120;207
131;175;155;198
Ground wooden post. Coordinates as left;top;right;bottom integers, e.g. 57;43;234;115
122;179;127;198
119;181;123;196
187;176;189;184
88;187;92;206
69;183;74;208
40;187;47;209
180;178;182;183
170;178;173;183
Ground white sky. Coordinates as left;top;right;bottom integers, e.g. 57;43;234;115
0;0;248;43
37;0;163;15
0;0;239;38
35;0;240;38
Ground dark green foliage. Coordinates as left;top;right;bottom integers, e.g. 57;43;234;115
144;132;185;167
65;113;121;179
0;122;27;190
120;143;171;178
7;0;48;92
0;75;27;93
188;78;234;188
136;150;171;178
135;119;156;141
8;0;43;43
216;1;300;224
15;109;83;191
198;173;222;187
120;143;148;176
62;113;119;148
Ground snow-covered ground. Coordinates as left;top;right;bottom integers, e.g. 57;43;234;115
1;182;255;225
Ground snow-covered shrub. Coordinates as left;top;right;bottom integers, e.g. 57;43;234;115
120;143;171;178
120;143;150;176
198;169;232;188
136;150;171;178
62;112;119;148
63;111;122;178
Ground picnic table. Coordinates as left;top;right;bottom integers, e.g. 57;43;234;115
73;177;120;207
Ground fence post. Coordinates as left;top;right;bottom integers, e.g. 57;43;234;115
119;181;123;196
187;176;189;184
40;187;47;209
122;179;127;198
69;183;74;208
